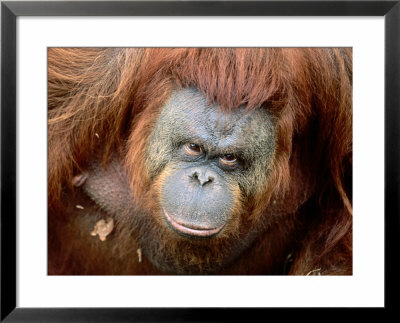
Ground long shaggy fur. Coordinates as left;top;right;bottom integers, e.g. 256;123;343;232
48;48;352;275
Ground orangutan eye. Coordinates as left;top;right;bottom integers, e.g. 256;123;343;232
184;143;203;156
220;154;238;166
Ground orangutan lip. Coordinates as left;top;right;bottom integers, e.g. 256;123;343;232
163;210;224;237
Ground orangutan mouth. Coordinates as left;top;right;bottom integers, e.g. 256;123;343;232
163;210;225;238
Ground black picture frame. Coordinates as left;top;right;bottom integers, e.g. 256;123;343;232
1;0;399;321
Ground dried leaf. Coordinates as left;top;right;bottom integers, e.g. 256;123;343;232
91;217;114;242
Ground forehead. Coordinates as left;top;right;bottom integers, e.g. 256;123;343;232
159;88;273;138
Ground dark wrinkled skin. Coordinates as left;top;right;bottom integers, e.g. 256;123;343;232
147;89;275;239
82;159;134;217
